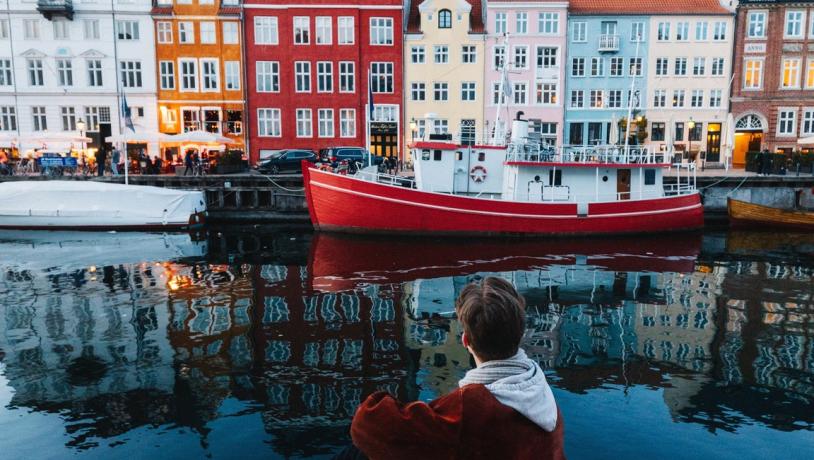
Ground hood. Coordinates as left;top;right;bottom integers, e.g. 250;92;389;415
459;349;558;432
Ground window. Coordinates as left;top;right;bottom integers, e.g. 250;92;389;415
629;57;642;76
491;82;505;105
610;57;623;76
676;22;689;41
782;58;801;88
461;81;476;101
538;12;558;34
116;20;139;40
182;109;200;132
572;57;585;77
316;16;332;44
744;59;763;89
83;19;100;40
644;170;656;185
23;20;40;40
87;60;102;87
709;89;722;107
778;109;796;135
257;61;279;92
223;22;239;44
537;47;557;68
318;109;334;137
294;17;310;44
462;45;476;63
695;22;708;40
533;83;555;105
748;11;766;38
691;90;704;107
434;45;449;64
370;17;393;45
803;109;814;135
157;21;173;43
258;108;281;137
27;59;43;86
495;13;507;34
120;60;142;88
317;62;333;92
61;106;76;131
693;57;705;76
711;58;725;76
53;20;70;40
53;59;72;87
225;61;240;90
627;90;641;108
590;90;603;108
516;12;528;34
607;90;622;108
432;119;449;134
631;22;644;41
785;11;804;38
180;59;198;91
0;106;16;132
438;9;452;29
411;46;425;63
570;90;584;108
494;46;506;70
339;62;354;92
295;61;311;92
807;60;814;88
340;109;355;137
653;89;666;108
434;82;448;101
657;22;670;41
713;21;727;41
656;57;668;76
32;106;46;131
513;46;528;69
160;61;175;90
338;17;354;44
672;89;685;107
179;22;194;44
296;109;312;137
254;17;278;44
590;57;603;76
675;122;685;141
411;82;425;101
674;57;687;76
652;122;665;141
572;21;586;42
0;60;11;86
200;22;216;44
513;82;527;105
370;62;393;93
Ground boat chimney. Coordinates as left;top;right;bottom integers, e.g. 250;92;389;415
510;111;529;144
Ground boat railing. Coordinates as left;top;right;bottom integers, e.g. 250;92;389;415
355;169;417;189
506;144;667;165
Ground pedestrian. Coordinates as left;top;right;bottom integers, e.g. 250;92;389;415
95;148;107;176
183;149;194;176
0;149;11;175
111;148;120;176
349;277;565;460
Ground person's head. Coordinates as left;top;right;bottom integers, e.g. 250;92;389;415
455;277;526;363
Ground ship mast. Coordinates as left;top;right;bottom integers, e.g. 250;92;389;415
492;33;511;144
622;32;642;154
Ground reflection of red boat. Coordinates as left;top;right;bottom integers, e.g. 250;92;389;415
307;232;702;292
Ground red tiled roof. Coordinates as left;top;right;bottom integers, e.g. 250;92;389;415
569;0;731;15
407;0;485;34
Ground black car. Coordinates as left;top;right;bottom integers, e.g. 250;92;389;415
255;149;317;174
319;147;384;171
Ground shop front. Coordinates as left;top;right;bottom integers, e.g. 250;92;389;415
733;114;765;168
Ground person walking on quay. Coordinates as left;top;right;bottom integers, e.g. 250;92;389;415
183;149;194;176
95;148;107;176
0;149;11;175
111;148;120;176
349;277;565;460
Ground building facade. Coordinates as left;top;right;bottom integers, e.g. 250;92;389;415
0;0;158;156
484;0;567;146
243;0;404;164
404;0;485;152
730;0;814;167
152;0;244;161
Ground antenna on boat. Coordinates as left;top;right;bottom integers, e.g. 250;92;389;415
622;33;642;156
492;33;511;145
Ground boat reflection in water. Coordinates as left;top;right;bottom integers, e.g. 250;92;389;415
0;230;812;458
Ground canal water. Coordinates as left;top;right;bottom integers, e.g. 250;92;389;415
0;229;812;459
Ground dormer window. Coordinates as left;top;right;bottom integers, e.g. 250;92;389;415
439;9;452;29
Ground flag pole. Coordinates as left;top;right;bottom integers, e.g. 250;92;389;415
366;68;372;169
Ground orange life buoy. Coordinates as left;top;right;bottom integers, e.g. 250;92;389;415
470;165;487;183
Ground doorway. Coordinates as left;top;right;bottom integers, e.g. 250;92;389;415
706;123;721;162
733;132;763;168
371;122;398;158
617;169;631;200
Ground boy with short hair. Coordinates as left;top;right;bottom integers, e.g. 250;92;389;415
350;277;564;459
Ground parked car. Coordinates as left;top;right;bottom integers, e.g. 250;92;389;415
319;147;384;172
255;149;317;174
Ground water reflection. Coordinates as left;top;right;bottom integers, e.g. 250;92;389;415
0;229;812;458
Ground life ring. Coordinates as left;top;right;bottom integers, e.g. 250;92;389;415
470;165;487;183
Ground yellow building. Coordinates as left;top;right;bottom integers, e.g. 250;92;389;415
404;0;486;155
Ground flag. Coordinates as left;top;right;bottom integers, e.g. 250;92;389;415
368;69;374;121
502;71;513;101
121;92;135;132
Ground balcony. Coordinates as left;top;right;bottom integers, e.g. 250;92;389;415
37;0;74;21
598;34;620;52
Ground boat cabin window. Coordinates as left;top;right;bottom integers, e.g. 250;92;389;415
455;151;463;161
478;152;485;161
548;169;562;186
422;149;430;160
644;169;656;185
433;150;442;161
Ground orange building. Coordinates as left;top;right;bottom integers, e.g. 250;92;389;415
152;0;245;161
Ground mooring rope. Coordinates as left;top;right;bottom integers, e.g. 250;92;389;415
698;176;731;190
259;174;305;194
727;176;749;196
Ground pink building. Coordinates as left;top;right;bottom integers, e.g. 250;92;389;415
484;0;568;146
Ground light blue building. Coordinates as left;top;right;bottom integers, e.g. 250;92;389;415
564;13;649;146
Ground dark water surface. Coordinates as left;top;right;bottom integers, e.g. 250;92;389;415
0;229;812;459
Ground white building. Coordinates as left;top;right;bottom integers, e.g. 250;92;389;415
0;0;158;156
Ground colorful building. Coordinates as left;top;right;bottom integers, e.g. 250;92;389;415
484;0;568;146
730;0;814;166
243;0;404;165
404;0;486;151
152;0;244;162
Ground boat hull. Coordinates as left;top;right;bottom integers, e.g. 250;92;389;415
728;198;814;230
304;167;704;236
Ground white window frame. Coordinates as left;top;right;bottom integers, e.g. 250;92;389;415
294;16;310;44
157;21;173;44
317;108;334;138
225;61;240;91
785;10;805;39
802;108;814;135
296;108;313;137
160;60;175;90
782;57;802;89
370;17;393;45
777;108;797;136
295;61;311;93
317;61;333;93
316;16;332;45
338;16;354;44
199;21;216;45
572;21;586;42
748;11;767;39
200;58;219;92
339;61;354;93
743;58;764;90
256;61;279;92
179;58;198;92
339;108;355;138
223;22;239;45
461;81;476;101
254;17;279;45
179;22;194;44
257;108;281;137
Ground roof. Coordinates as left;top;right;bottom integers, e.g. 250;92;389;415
407;0;485;34
568;0;731;15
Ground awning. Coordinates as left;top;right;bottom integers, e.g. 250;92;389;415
161;131;237;145
106;132;168;144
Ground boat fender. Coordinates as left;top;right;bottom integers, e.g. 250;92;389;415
470;165;487;183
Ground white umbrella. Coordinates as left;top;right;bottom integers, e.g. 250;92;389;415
105;132;169;144
609;114;619;145
722;113;735;171
664;117;673;158
163;130;236;144
26;133;92;143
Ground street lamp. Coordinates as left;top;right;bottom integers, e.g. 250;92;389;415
409;118;417;141
77;119;86;165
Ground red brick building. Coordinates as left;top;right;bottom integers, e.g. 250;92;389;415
243;0;404;164
731;0;814;167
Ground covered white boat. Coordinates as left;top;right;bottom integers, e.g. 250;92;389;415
0;181;206;230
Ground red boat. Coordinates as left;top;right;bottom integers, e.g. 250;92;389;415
303;118;703;236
